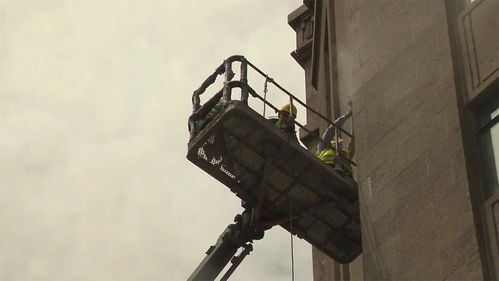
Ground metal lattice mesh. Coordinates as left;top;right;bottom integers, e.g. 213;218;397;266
267;165;294;193
229;160;257;187
316;204;350;228
286;183;321;207
306;221;330;245
231;144;264;173
265;188;282;204
273;152;310;179
268;195;291;217
296;215;316;230
301;168;332;197
223;133;238;152
223;114;251;138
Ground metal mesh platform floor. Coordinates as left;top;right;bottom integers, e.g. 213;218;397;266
187;101;361;263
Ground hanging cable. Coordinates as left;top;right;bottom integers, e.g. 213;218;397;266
281;108;295;281
289;196;295;281
288;149;295;281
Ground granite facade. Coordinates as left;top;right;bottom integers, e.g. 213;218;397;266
288;0;498;279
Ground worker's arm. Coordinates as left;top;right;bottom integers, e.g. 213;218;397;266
339;110;354;157
316;110;353;153
338;110;354;158
317;123;334;153
333;109;352;128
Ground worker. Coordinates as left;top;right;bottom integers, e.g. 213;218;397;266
268;103;298;140
196;100;224;132
316;109;354;177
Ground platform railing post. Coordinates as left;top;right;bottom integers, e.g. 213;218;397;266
240;59;248;105
192;94;201;113
223;60;234;104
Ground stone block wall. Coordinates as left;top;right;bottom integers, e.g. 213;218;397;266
331;0;483;279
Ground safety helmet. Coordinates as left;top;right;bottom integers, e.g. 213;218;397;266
279;103;297;117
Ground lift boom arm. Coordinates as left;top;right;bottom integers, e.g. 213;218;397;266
187;210;264;281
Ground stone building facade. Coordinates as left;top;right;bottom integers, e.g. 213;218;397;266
288;0;499;280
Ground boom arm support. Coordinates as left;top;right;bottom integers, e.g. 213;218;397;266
187;210;265;281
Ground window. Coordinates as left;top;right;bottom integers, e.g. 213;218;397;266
478;96;499;199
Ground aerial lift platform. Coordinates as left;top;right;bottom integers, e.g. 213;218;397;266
187;56;361;280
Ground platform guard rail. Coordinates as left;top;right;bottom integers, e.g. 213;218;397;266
188;55;356;167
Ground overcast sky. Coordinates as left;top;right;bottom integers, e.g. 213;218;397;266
0;1;312;280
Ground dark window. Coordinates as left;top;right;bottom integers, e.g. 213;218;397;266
478;94;499;199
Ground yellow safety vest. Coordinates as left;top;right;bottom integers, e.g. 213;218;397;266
274;119;287;130
316;147;353;176
196;102;223;130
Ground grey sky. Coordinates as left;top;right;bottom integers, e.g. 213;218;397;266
0;1;312;280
